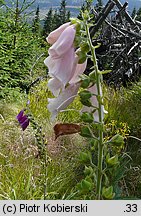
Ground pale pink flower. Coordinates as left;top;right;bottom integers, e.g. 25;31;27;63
45;23;88;120
48;25;76;57
44;47;75;89
47;83;80;121
47;77;64;97
69;58;87;84
45;23;87;95
47;22;71;45
45;22;106;122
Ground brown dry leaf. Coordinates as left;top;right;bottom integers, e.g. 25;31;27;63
53;123;81;140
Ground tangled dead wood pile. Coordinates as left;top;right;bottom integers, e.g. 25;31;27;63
87;0;141;87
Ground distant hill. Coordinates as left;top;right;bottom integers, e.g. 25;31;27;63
4;0;141;18
33;0;141;17
33;0;141;10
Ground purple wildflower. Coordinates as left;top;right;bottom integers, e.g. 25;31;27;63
20;118;29;131
16;110;24;121
27;100;30;105
16;110;29;131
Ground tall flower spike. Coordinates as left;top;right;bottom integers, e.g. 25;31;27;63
45;22;89;120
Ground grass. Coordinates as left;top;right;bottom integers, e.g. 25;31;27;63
1;81;141;199
0;93;85;200
104;82;141;198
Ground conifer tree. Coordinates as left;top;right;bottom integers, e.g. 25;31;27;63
58;0;70;26
42;0;70;39
136;7;141;21
97;0;103;7
0;0;42;97
131;7;136;19
0;0;4;6
53;9;61;29
66;10;70;22
78;0;93;19
95;0;103;12
32;5;40;34
59;0;67;25
42;8;54;38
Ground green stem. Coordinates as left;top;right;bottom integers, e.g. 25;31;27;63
85;22;104;200
43;154;48;200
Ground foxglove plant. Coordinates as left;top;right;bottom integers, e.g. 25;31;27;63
45;9;124;199
44;22;87;120
16;110;29;131
16;103;50;199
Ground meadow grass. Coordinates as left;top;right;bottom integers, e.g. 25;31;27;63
0;91;85;200
0;81;141;199
104;82;141;198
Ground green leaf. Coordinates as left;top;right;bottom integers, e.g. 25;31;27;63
81;179;93;191
79;90;93;100
70;17;81;25
93;43;101;49
74;36;81;47
98;70;112;75
80;99;92;107
79;151;91;163
80;126;93;138
89;71;96;82
79;90;93;107
102;186;115;199
89;138;98;151
81;112;94;123
80;42;90;53
106;154;119;166
108;134;124;146
80;77;91;88
77;52;87;64
84;166;94;176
